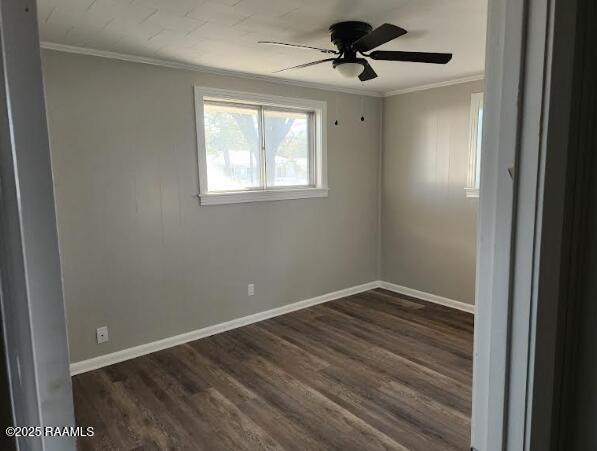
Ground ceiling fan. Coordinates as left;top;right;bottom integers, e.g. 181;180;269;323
259;21;452;81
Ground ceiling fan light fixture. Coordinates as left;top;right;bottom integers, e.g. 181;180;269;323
335;61;364;78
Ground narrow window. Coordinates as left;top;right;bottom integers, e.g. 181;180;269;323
466;92;484;198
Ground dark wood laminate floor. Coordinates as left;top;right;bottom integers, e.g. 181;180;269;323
73;289;474;451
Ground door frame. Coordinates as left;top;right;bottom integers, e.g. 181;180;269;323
472;0;588;449
0;0;75;450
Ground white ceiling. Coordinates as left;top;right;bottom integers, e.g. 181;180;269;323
37;0;487;95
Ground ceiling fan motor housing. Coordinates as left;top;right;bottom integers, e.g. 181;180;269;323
329;21;372;55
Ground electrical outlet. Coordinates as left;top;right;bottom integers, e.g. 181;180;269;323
96;326;109;344
248;283;255;296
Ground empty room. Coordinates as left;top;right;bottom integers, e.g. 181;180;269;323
5;0;488;449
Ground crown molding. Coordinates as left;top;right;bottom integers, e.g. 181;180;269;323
40;42;385;97
40;42;485;100
383;73;485;97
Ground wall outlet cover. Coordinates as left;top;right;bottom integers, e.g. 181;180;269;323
248;283;255;296
96;326;109;344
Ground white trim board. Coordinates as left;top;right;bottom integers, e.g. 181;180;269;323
379;281;476;314
40;42;382;98
385;74;485;97
70;280;474;375
69;281;378;375
40;41;484;98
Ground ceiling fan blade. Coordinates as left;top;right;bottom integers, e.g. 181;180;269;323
359;61;377;81
369;50;453;64
353;23;407;52
258;41;337;54
274;58;337;73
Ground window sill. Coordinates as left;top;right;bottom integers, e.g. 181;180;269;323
198;187;329;206
465;188;480;198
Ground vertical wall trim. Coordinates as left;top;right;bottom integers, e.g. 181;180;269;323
377;97;384;279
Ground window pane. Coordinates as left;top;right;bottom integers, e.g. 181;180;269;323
264;110;311;187
204;102;261;192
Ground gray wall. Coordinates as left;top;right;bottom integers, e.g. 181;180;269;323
381;80;483;305
42;50;382;363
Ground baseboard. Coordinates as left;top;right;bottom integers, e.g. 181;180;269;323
70;280;474;375
378;280;475;314
69;281;379;375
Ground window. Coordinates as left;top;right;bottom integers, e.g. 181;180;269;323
466;92;484;198
194;87;327;205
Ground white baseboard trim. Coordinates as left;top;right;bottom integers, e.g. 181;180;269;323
70;280;474;375
378;281;475;314
69;281;379;375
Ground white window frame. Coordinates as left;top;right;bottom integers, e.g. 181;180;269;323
466;91;484;198
194;87;328;206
